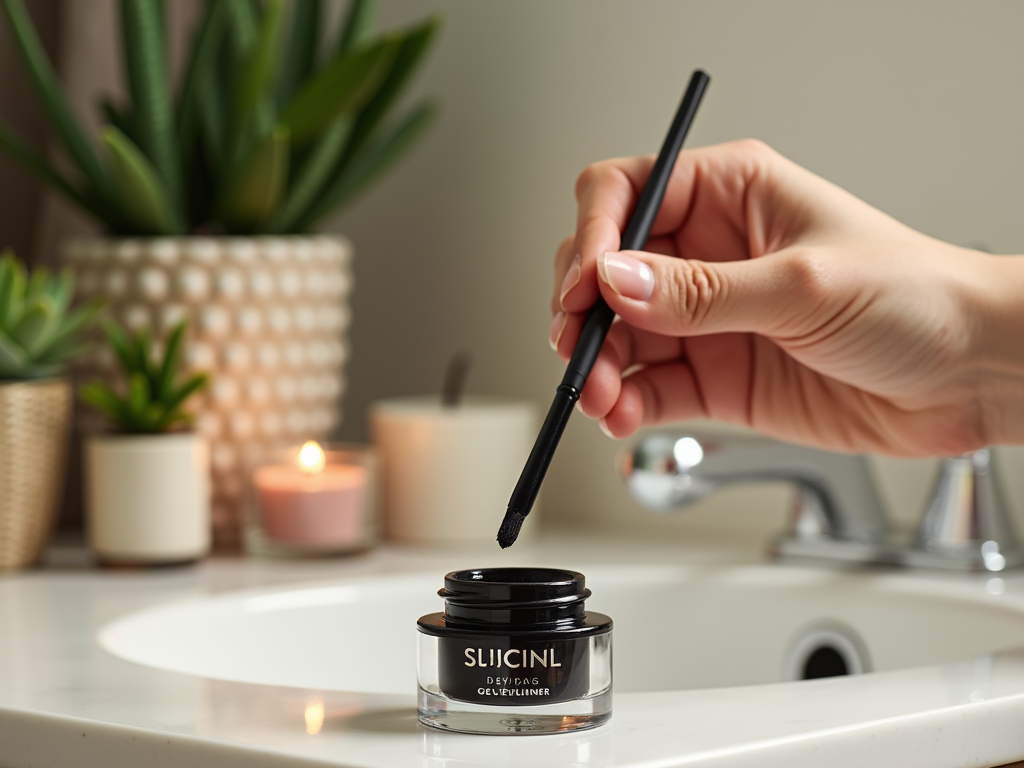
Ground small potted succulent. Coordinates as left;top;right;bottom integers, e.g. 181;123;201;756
0;251;100;571
0;0;440;548
80;320;210;565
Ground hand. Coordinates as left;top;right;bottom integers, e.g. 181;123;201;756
551;140;1024;456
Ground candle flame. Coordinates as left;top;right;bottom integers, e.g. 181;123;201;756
305;700;324;734
297;441;326;475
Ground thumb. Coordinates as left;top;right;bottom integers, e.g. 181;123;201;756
596;248;819;338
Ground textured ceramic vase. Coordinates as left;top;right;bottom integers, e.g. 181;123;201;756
64;236;351;549
86;433;210;564
0;379;72;570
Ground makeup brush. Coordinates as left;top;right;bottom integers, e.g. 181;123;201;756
497;70;710;549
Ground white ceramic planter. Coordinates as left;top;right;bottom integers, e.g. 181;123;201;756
86;433;210;564
64;236;351;550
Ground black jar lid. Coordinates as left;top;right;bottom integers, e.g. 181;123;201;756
439;567;590;630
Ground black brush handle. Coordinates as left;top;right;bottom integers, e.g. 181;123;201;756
505;70;710;524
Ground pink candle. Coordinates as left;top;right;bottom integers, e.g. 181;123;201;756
254;443;366;547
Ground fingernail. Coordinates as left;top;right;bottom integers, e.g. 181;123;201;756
575;400;584;414
598;418;615;438
548;311;566;350
559;254;582;304
599;252;654;301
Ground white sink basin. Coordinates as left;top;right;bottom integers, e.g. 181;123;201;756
6;541;1024;768
100;564;1024;695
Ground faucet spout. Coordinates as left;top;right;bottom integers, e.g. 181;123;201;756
619;432;892;564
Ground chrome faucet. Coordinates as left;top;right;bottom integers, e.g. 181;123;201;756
618;432;892;564
619;432;1024;571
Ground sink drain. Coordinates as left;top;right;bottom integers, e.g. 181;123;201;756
783;623;870;682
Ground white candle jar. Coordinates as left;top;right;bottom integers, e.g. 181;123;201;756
244;442;377;557
371;397;537;545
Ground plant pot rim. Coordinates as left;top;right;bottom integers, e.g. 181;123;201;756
87;431;202;445
0;376;70;388
66;234;352;244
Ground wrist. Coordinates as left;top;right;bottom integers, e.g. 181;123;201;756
968;252;1024;444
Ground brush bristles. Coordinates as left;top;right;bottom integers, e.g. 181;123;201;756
496;509;525;549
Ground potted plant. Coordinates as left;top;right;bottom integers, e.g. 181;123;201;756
80;319;210;564
0;251;101;571
0;0;439;547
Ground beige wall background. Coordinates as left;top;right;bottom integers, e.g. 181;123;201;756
4;1;1024;545
327;0;1024;546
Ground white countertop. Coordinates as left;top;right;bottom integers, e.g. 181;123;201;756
3;532;1024;768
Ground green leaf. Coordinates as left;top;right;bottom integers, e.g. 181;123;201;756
34;335;91;367
226;0;283;159
224;0;259;61
163;372;208;417
79;381;131;427
133;326;153;379
335;0;374;56
177;0;226;174
44;268;73;314
102;319;135;375
262;116;350;233
156;319;185;400
9;300;54;356
196;64;226;177
276;0;321;110
300;100;435;228
0;329;27;377
0;255;12;320
103;125;179;235
281;36;399;146
343;16;438;163
0;250;25;328
120;0;182;220
128;372;151;420
49;299;103;349
219;125;289;231
0;121;107;222
0;0;112;201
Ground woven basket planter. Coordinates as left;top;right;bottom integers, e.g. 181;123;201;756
64;236;351;550
0;379;72;570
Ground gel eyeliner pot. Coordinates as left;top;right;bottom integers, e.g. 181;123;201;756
417;567;612;735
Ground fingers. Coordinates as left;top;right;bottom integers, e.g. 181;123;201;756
551;236;577;316
561;140;785;314
601;363;709;438
595;247;820;340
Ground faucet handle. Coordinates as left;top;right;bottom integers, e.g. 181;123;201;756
903;449;1024;572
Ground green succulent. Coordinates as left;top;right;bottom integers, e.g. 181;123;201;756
0;250;102;380
0;0;439;236
80;320;209;434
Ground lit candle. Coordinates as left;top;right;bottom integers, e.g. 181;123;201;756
253;441;367;547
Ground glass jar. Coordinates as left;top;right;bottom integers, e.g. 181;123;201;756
244;442;377;556
417;567;612;735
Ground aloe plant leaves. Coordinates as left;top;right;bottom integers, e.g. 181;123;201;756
219;125;289;232
0;0;439;235
276;0;321;111
0;252;100;380
227;0;284;160
0;0;112;203
299;99;436;230
0;121;104;220
282;35;399;146
82;319;209;433
103;126;179;235
263;116;350;234
120;0;182;222
343;16;439;162
335;0;374;56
